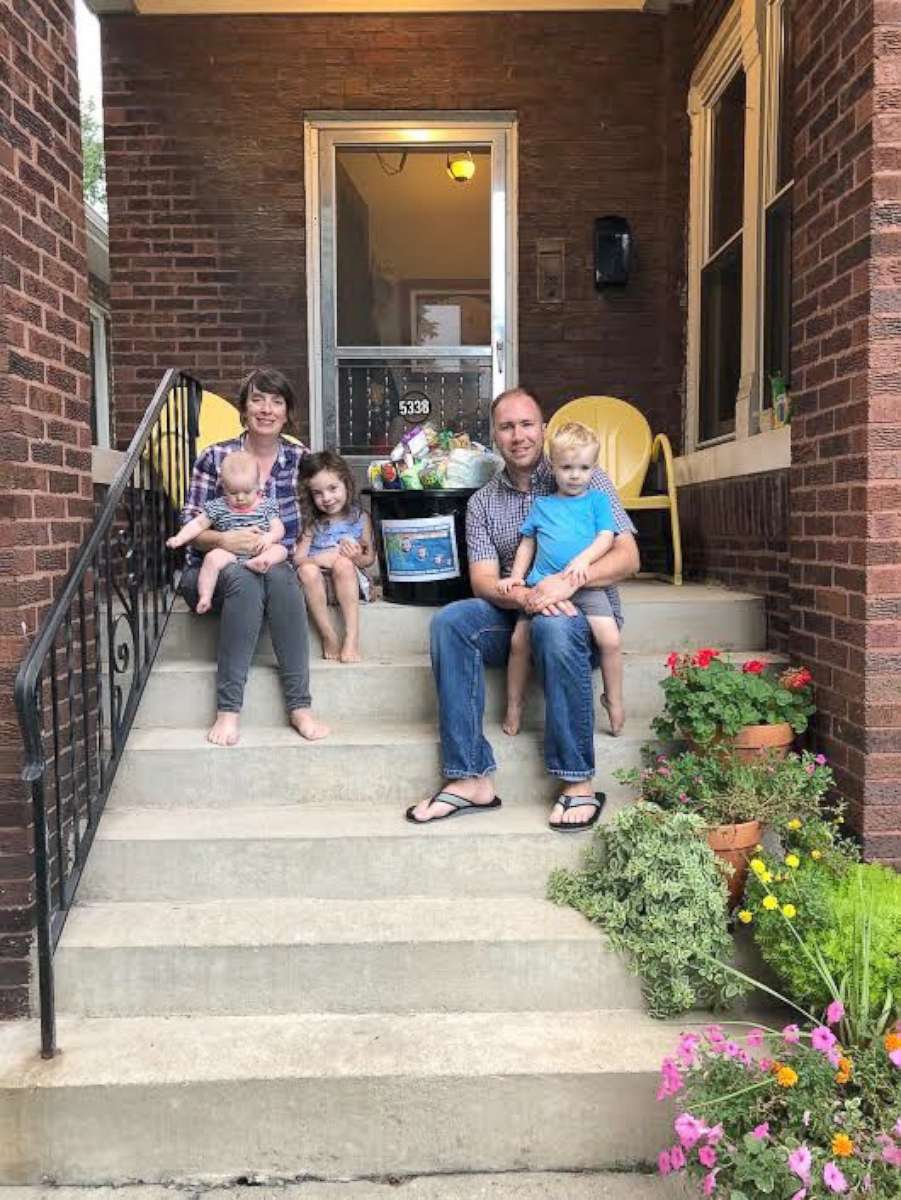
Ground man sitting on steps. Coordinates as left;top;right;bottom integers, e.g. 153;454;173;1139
406;386;639;832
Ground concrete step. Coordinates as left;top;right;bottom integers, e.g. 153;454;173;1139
78;803;589;902
136;650;780;729
55;896;643;1017
0;1009;683;1182
159;580;766;661
0;1176;684;1199
109;721;654;809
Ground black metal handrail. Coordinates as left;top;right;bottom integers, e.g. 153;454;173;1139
14;368;202;1058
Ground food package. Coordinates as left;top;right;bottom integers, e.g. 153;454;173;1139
399;465;423;490
445;446;503;489
418;455;448;489
367;462;385;490
438;429;472;452
379;461;403;489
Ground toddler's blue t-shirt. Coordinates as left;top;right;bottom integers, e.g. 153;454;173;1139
520;490;616;586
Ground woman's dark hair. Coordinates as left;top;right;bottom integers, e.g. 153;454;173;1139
298;450;358;527
237;367;298;431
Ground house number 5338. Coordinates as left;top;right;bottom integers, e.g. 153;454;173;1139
399;394;431;420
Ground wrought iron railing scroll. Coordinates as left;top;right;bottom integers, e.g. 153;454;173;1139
14;369;202;1058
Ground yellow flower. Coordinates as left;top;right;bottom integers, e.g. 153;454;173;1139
811;850;823;860
776;1066;798;1088
835;1056;853;1084
787;818;802;831
782;903;797;919
737;909;753;924
754;844;763;852
785;853;800;869
761;870;773;884
750;858;767;876
762;895;779;910
832;1133;854;1157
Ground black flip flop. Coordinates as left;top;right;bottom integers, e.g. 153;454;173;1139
405;790;503;825
549;791;606;834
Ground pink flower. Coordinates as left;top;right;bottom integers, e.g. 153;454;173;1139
895;1117;901;1136
811;1025;837;1053
657;1057;684;1100
783;1024;801;1044
724;1041;742;1059
758;1058;773;1072
823;1162;848;1193
669;1145;686;1170
862;1174;872;1192
790;1191;807;1200
890;1048;901;1069
815;753;827;765
789;1146;812;1184
751;1123;770;1140
677;1033;701;1066
658;1149;672;1176
746;1028;765;1048
827;1043;843;1069
674;1112;707;1150
826;1000;845;1026
882;1143;901;1168
703;1171;718;1196
706;1124;724;1145
698;1145;717;1168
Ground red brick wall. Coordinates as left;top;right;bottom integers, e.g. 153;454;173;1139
0;0;92;1016
791;0;901;863
101;10;692;447
680;473;790;651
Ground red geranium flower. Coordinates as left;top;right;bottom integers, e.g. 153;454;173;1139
666;651;681;674
742;660;766;674
781;666;813;690
693;648;721;669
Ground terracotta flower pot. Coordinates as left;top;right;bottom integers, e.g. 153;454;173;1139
706;819;763;909
729;722;794;761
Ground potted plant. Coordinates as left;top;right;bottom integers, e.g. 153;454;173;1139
653;650;816;758
616;749;834;907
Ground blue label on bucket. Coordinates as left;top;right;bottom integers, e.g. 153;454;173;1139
381;516;460;582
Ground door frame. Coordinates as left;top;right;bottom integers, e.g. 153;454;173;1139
304;110;518;451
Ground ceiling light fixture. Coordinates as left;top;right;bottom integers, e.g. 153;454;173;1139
446;151;476;184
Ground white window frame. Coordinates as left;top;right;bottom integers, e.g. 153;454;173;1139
89;302;111;451
683;0;792;478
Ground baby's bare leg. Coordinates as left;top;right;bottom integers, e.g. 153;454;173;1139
298;560;339;659
196;547;238;614
503;618;531;736
588;615;624;736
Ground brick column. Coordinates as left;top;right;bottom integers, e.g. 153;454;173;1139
791;0;901;864
0;0;92;1016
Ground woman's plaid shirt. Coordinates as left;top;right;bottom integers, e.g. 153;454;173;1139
180;434;308;568
466;456;635;627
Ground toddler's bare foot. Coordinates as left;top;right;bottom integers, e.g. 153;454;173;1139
502;700;523;736
321;632;340;660
601;694;625;737
196;596;213;615
339;639;361;663
208;712;239;746
290;709;330;741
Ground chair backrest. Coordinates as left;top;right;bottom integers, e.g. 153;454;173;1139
545;395;652;499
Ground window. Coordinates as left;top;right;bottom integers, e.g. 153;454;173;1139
89;303;112;449
687;0;795;452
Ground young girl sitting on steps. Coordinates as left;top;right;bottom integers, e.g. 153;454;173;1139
295;451;376;663
498;420;625;739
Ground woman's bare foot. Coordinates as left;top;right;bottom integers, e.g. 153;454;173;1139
407;775;495;823
208;711;239;746
321;632;340;660
289;709;330;741
601;694;625;737
502;699;523;736
339;639;361;663
196;596;213;615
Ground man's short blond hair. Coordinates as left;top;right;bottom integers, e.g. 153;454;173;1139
547;420;600;463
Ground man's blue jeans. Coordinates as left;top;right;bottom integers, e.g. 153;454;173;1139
429;598;597;782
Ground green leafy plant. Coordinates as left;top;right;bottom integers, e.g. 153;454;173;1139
547;802;746;1018
616;748;834;828
745;821;901;1031
652;651;815;746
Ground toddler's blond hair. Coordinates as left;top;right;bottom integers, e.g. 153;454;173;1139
547;420;600;464
220;450;260;492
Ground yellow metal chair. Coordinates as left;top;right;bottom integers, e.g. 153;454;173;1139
545;395;683;585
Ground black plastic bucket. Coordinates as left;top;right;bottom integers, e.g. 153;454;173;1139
363;487;477;606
